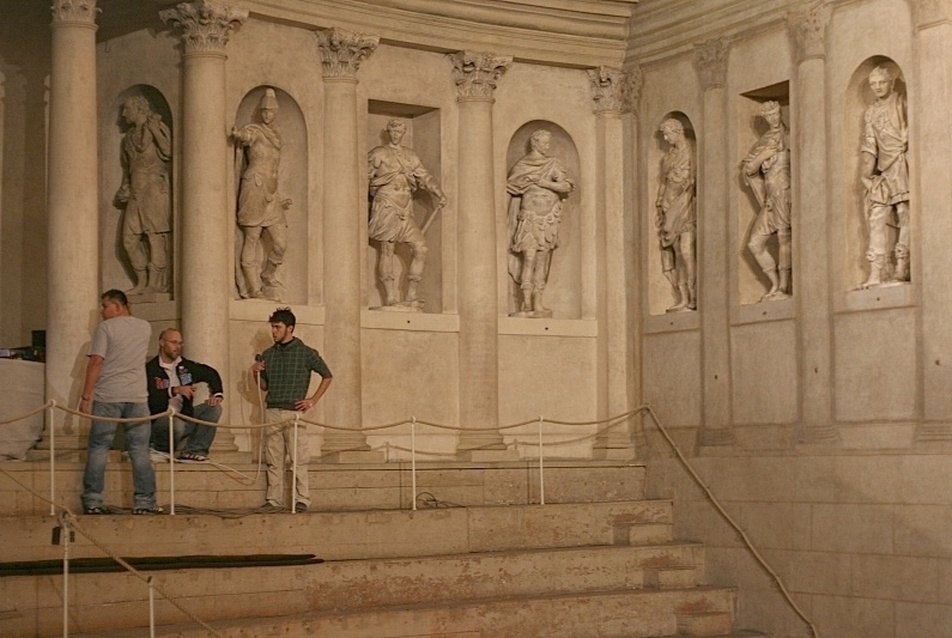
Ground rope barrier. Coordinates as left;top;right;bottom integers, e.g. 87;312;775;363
0;465;224;637
642;405;819;638
0;399;818;637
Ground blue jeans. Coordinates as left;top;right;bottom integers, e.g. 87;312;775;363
150;402;222;455
82;401;156;510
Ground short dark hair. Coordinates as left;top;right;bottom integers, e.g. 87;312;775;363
102;289;129;307
269;307;296;327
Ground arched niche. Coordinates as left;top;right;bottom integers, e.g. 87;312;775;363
736;83;791;305
646;111;696;316
232;86;308;304
104;85;173;299
843;57;909;290
504;121;581;319
365;102;444;313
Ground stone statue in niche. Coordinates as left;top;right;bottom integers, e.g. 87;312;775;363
367;118;446;311
232;88;291;301
741;100;791;302
859;66;909;289
115;96;172;295
655;119;696;312
506;130;576;318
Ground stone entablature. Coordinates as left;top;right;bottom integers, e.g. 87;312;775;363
236;0;635;67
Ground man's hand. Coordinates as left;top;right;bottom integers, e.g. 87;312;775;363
295;398;315;412
251;360;265;374
206;395;223;407
174;385;195;399
78;397;92;414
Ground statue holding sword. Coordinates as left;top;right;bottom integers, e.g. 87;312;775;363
368;118;446;310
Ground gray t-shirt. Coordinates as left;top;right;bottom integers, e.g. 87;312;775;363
87;315;151;403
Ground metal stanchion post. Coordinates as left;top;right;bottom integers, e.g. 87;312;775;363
49;401;57;517
538;416;545;505
61;515;69;638
168;408;176;516
148;576;155;638
411;417;417;512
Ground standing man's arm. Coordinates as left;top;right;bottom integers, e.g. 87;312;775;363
79;355;105;413
296;376;332;412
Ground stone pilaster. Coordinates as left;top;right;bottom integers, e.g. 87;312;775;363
315;27;378;458
161;0;245;380
588;66;635;460
907;0;952;442
693;38;735;447
449;50;513;459
45;0;100;447
787;2;839;445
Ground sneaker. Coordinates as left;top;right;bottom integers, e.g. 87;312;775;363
132;506;164;515
149;449;170;463
260;502;284;513
83;506;105;515
294;503;308;513
176;452;209;464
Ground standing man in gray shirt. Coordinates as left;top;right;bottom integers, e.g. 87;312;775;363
79;289;160;515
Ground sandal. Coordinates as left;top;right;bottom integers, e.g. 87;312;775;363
176;452;209;464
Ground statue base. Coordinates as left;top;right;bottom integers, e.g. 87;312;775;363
371;300;424;312
509;309;552;319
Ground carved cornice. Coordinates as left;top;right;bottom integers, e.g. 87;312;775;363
51;0;99;26
449;50;512;100
314;27;379;79
160;1;247;56
693;37;729;91
240;0;632;68
908;0;952;28
787;1;831;63
588;66;626;114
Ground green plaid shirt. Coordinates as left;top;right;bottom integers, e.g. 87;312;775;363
261;337;332;409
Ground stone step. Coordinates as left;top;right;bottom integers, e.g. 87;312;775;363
2;543;710;636
0;499;674;563
62;586;738;638
0;459;646;516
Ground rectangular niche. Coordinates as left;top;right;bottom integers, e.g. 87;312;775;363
736;82;791;308
366;101;443;314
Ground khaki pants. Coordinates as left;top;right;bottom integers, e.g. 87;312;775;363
263;408;310;507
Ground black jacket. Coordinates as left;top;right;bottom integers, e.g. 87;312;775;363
146;355;223;418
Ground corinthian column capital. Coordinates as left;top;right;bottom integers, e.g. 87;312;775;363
693;37;730;91
449;50;512;99
315;27;379;79
160;0;247;56
588;66;627;114
787;1;832;63
51;0;99;26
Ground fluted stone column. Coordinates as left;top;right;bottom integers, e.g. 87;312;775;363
46;0;100;446
910;0;952;441
449;51;513;459
589;66;636;460
315;28;378;458
161;1;245;376
788;2;839;445
693;38;735;447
